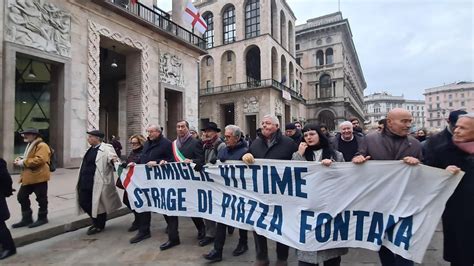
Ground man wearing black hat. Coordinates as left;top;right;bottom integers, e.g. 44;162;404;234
76;130;121;235
12;128;51;228
198;122;226;247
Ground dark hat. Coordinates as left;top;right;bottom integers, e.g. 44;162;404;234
201;122;221;132
285;123;296;130
19;128;40;135
448;109;467;126
87;130;105;138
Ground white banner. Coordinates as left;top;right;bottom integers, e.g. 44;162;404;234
118;160;462;263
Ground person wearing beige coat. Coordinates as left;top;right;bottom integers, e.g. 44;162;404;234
12;128;51;229
76;130;122;235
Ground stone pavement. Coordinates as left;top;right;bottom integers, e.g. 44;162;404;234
4;168;448;265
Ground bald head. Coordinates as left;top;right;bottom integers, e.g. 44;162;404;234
386;108;413;137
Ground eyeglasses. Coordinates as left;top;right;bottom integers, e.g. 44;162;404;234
129;142;140;145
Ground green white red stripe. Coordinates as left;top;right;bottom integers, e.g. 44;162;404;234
172;140;186;162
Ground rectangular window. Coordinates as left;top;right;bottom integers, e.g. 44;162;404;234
449;94;452;99
449;102;453;107
245;1;260;39
206;80;211;88
296;44;300;50
436;95;439;100
296;57;301;65
461;101;465;106
436;103;440;109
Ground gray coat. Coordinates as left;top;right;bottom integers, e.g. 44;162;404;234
292;148;348;264
363;129;423;160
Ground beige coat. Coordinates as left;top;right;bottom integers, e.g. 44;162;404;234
76;143;122;218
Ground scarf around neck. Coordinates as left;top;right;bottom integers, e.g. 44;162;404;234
177;132;192;149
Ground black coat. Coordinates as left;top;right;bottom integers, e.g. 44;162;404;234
249;129;298;160
178;137;204;167
0;158;14;221
140;135;174;164
423;129;474;264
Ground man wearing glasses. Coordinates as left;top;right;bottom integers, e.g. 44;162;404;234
130;125;173;244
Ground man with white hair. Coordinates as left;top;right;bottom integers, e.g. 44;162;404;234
242;114;298;266
131;125;174;245
331;121;367;161
423;113;473;265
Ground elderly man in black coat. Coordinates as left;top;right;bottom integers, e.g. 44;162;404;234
160;120;206;250
423;113;473;265
0;158;16;260
129;125;174;245
242;114;298;266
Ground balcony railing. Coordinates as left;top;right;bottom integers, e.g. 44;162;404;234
107;0;206;50
200;78;305;103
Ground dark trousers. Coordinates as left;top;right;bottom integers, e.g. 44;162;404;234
17;182;48;213
298;256;342;266
254;232;289;261
78;189;107;229
165;215;205;241
379;246;414;266
214;223;247;251
123;191;138;226
136;212;151;235
0;220;15;251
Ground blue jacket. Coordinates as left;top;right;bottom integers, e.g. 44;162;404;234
217;139;248;162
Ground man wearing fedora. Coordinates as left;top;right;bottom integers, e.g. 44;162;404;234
12;128;51;228
199;122;226;247
76;130;122;235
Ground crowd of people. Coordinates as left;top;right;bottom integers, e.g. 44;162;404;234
0;107;472;266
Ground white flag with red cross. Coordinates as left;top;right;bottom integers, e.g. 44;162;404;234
182;2;208;34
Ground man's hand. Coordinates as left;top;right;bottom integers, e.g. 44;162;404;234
146;161;158;167
321;159;332;167
446;165;461;175
159;160;167;165
402;156;420;165
242;153;255;164
184;159;193;164
352;155;370;164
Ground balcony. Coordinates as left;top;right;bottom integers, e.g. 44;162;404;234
200;79;306;103
95;0;207;52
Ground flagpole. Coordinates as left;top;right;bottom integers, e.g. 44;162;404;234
338;0;341;12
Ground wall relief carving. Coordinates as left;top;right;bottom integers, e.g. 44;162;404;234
87;20;150;131
275;99;283;115
160;53;184;87
243;96;259;113
6;0;71;57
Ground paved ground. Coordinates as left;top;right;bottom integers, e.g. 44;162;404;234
3;168;448;265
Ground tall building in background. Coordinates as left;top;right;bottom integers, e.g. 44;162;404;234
295;12;366;130
0;0;206;169
195;0;306;139
364;92;425;130
424;81;474;130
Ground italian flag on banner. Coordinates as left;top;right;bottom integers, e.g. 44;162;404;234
116;163;136;190
172;140;186;162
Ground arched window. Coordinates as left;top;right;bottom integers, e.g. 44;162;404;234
223;6;236;44
316;50;324;66
325;48;333;64
245;0;260;39
319;74;332;98
203;13;214;48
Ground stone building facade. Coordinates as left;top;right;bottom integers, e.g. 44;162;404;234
364;92;425;130
195;0;306;138
0;0;207;169
295;12;366;130
424;81;474;130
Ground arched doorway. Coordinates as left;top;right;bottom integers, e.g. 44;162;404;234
318;110;336;130
245;45;261;86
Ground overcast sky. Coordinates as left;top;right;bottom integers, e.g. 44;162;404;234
161;0;473;100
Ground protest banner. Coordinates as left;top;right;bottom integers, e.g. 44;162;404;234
118;160;462;263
